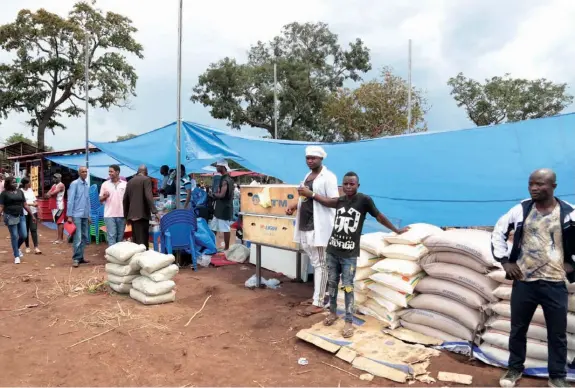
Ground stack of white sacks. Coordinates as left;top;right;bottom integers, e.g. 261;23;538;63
400;229;501;343
105;242;179;305
480;270;575;366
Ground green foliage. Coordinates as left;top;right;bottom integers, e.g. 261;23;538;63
0;1;144;150
323;67;428;141
3;132;53;151
114;133;136;142
192;22;371;141
448;73;574;126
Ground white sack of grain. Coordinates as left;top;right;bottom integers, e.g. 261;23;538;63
105;254;127;265
108;282;131;294
408;294;484;331
384;223;444;245
372;258;422;277
132;250;175;273
493;284;575;312
423;229;499;268
479;343;547;369
380;244;428;261
419;256;499;302
367;291;403;312
141;264;180;282
357;300;400;329
107;273;139;284
486;316;575;350
355;279;374;292
486;270;513;285
414;277;488;310
337;291;368;306
370;271;425;294
105;262;140;277
357;249;381;268
132;276;176;296
105;242;146;263
399;309;475;341
360;232;390;256
355;266;375;281
368;282;414;308
130;288;176;305
426;251;492;274
482;329;575;361
490;301;575;333
400;320;465;343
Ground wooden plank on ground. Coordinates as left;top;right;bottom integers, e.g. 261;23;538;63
437;371;473;385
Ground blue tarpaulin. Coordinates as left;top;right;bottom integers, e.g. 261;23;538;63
90;113;575;227
45;152;137;180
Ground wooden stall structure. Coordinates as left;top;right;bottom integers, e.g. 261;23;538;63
241;184;302;286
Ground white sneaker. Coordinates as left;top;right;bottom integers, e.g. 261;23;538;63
18;250;24;257
25;248;31;254
14;257;21;264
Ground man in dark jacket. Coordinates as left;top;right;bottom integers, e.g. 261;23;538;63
492;168;575;388
123;165;157;248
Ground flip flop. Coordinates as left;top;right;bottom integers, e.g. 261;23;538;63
297;307;324;317
342;326;355;338
323;315;338;326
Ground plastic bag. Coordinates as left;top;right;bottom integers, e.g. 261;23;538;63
244;274;281;289
198;254;211;267
226;244;250;263
194;218;218;257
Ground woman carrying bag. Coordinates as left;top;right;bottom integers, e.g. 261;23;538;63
0;176;36;264
20;177;41;254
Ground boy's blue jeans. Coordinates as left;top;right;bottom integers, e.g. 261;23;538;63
327;253;357;323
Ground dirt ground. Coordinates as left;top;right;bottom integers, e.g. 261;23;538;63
0;224;545;387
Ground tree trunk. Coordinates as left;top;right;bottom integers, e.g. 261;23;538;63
36;123;47;152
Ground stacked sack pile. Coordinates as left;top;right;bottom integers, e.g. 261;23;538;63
336;232;388;314
364;224;437;329
480;270;575;366
105;242;179;305
130;250;179;305
105;242;147;294
400;229;501;343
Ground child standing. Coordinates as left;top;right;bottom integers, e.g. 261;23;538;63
298;171;408;338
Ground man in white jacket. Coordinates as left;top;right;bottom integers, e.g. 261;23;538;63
286;146;339;317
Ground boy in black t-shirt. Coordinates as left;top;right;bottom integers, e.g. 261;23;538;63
298;171;408;338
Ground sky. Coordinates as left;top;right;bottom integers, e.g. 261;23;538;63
1;0;574;150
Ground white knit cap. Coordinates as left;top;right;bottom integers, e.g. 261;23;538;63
305;146;327;159
215;159;229;170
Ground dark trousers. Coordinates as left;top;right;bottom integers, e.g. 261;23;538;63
509;280;568;378
25;213;38;248
131;219;150;249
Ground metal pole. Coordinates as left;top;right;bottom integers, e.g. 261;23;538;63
273;62;278;139
407;39;412;133
85;33;90;184
175;0;183;209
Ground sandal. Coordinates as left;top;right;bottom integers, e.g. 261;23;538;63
342;326;355;338
297;306;324;317
323;315;338;326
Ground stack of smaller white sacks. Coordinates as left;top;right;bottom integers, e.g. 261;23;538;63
105;242;179;305
360;224;437;329
481;270;575;366
335;232;388;311
105;242;147;294
402;229;500;343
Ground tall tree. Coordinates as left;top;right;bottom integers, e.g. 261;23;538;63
191;22;371;141
114;133;136;142
448;73;574;126
323;67;428;141
3;132;53;151
0;1;144;150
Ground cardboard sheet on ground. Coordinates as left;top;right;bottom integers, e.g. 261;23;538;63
297;313;440;382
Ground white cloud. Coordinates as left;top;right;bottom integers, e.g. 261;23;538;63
1;0;574;149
